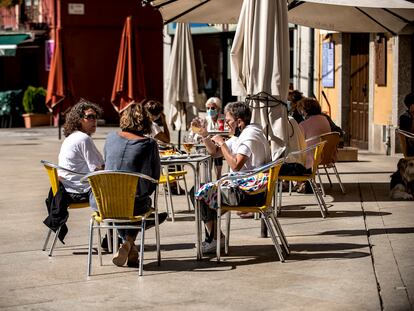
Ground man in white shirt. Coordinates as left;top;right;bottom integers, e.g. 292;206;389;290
193;101;273;253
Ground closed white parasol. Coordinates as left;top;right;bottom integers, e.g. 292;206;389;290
231;0;290;158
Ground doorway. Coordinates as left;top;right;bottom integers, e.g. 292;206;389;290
192;32;237;110
349;34;369;149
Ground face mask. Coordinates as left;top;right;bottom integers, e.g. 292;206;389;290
234;126;242;137
286;100;292;112
207;109;218;118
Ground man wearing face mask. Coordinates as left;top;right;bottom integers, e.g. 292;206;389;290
193;101;271;253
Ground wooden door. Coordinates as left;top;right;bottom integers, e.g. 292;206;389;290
350;34;369;149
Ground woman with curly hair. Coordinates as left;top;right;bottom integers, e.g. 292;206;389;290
58;99;104;203
103;101;165;267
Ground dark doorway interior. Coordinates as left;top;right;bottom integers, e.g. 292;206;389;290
350;33;369;149
192;32;237;111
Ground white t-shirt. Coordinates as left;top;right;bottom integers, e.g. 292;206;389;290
148;122;162;139
225;124;271;172
58;131;104;193
286;117;306;165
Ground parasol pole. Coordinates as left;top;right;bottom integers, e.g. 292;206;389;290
58;109;61;140
245;91;287;237
177;102;183;150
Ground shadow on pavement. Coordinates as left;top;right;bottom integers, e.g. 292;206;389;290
291;242;368;251
319;227;414;236
141;243;371;274
277;210;391;218
289;251;370;261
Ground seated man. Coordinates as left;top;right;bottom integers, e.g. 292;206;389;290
193;101;272;253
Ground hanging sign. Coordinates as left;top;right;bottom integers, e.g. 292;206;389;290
322;42;335;88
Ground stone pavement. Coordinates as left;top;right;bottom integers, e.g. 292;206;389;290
0;126;413;310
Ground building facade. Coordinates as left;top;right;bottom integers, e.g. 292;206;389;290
1;0;164;124
292;26;413;155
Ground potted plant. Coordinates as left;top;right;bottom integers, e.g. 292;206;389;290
22;86;51;128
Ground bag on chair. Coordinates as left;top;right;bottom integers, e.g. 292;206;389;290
220;184;244;206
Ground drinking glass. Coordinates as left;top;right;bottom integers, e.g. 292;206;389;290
183;134;195;154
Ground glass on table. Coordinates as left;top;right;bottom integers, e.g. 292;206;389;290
183;134;195;154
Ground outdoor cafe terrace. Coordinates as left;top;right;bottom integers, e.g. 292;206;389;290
0;126;413;310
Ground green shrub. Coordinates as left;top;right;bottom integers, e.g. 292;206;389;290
22;86;48;114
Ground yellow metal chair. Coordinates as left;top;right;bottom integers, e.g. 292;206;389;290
82;170;160;277
215;158;289;263
159;167;190;222
277;141;328;218
396;128;414;158
313;132;346;196
41;160;89;257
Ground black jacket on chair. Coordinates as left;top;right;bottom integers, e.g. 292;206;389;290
43;183;71;243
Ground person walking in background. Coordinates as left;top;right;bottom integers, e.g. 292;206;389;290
58;99;104;203
399;92;414;156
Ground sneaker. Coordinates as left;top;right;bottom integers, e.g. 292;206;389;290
127;244;139;267
112;241;131;267
201;237;225;254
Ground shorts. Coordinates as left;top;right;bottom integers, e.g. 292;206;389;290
213;157;223;166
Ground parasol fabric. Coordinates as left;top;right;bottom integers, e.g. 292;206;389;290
231;0;290;158
149;0;242;24
165;22;200;130
111;16;147;113
149;0;414;34
288;0;414;35
46;28;67;113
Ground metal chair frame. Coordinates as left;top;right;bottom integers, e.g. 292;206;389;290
81;170;160;277
310;132;346;196
277;141;328;218
40;160;89;256
215;158;289;263
159;166;190;222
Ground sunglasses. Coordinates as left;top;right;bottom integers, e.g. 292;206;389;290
207;107;216;110
83;114;98;120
